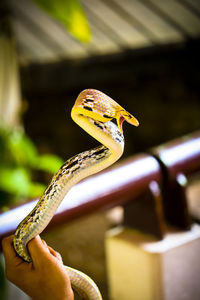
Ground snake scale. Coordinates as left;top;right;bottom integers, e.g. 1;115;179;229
13;89;139;300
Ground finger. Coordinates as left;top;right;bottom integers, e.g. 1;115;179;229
41;239;63;262
27;236;51;266
2;236;14;258
2;236;20;263
48;246;63;263
42;240;50;253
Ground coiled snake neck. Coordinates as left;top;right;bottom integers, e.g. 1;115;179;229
13;89;139;300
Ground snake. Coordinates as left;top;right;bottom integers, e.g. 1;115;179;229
13;89;139;300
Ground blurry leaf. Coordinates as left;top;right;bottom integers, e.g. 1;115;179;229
0;166;46;199
0;124;64;208
33;0;91;42
0;126;38;166
7;129;38;166
36;154;64;173
29;182;46;198
0;167;31;197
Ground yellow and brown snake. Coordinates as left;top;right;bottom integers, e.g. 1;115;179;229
13;89;139;300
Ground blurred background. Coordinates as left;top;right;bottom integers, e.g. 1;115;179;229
0;0;200;299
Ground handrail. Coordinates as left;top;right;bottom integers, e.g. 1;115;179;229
152;130;200;229
153;130;200;179
0;131;200;247
0;153;161;245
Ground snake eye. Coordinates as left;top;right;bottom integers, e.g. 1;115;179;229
83;106;93;112
85;98;94;103
103;114;112;120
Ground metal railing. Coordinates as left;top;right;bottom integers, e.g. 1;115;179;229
152;130;200;229
0;130;200;247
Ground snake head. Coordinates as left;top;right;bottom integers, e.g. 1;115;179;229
72;89;139;133
116;109;139;133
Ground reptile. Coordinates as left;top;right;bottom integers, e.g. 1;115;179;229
13;89;139;299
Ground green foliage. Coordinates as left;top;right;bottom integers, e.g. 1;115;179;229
32;0;91;42
0;125;64;208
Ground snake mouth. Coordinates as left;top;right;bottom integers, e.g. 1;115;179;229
118;115;125;133
117;112;139;133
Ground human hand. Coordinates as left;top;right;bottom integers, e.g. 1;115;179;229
2;235;74;300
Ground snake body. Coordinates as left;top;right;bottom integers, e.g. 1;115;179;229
13;89;139;299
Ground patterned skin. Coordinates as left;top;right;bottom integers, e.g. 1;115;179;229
13;89;139;300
